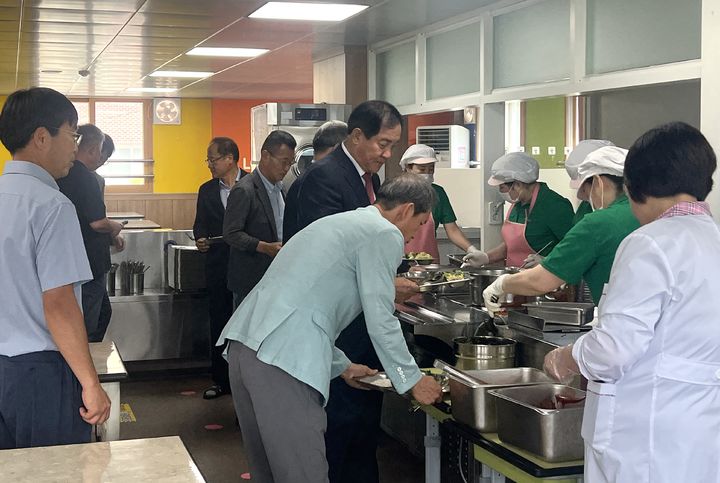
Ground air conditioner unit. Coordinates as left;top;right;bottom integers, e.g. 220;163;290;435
416;125;470;168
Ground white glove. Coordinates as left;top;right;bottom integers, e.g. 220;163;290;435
543;345;579;384
482;274;508;315
522;253;544;268
461;247;489;268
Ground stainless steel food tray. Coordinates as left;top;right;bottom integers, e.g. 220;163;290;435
522;301;594;326
489;384;585;462
434;361;555;433
507;310;592;333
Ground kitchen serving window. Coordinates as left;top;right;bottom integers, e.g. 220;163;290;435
71;99;153;193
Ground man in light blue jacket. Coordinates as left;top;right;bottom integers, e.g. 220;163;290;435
218;173;443;483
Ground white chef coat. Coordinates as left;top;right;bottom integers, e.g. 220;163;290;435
572;213;720;483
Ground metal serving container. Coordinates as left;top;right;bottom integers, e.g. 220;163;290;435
167;245;206;292
453;336;516;370
467;266;520;306
522;301;595;326
489;384;586;462
439;364;555;432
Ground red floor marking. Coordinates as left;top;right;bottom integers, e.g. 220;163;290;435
240;473;251;480
204;424;224;430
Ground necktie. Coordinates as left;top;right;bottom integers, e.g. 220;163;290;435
363;172;376;204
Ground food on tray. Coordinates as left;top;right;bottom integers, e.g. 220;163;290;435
443;270;466;282
406;251;433;260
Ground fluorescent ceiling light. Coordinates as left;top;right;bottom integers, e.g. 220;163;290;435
126;87;178;93
249;2;368;21
187;47;269;58
150;70;213;79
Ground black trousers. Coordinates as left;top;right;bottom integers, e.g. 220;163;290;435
0;351;91;449
209;281;234;390
325;315;383;483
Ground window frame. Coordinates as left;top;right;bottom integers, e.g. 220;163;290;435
70;97;154;194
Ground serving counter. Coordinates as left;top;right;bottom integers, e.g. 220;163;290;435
393;295;587;483
0;436;205;482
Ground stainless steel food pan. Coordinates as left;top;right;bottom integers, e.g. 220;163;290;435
522;301;594;326
441;365;554;433
489;384;585;462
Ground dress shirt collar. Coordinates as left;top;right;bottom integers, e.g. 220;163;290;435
218;169;241;191
341;142;366;178
257;167;283;193
2;160;59;190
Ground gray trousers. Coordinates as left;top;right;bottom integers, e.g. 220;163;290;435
228;341;328;483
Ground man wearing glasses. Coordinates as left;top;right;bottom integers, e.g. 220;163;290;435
223;130;297;311
193;137;247;400
0;87;110;448
58;123;124;343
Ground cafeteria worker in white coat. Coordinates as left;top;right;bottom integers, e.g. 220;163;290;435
544;121;720;483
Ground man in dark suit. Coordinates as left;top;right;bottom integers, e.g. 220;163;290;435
193;137;247;400
283;100;418;483
224;130;297;309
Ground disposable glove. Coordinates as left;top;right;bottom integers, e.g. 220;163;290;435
482;274;508;315
461;248;489;268
543;345;580;384
522;253;544;268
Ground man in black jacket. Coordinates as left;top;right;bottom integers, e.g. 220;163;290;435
283;100;418;483
193;137;247;399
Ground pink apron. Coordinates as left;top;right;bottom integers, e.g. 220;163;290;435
404;213;440;261
501;184;540;268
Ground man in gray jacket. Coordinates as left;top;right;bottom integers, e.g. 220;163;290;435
223;130;297;308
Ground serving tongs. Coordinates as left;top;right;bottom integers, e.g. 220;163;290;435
433;359;484;389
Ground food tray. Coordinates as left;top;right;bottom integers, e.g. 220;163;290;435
489;384;585;462
522;301;594;326
444;366;555;432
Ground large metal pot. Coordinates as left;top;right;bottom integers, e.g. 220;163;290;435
468;266;520;306
453;336;516;370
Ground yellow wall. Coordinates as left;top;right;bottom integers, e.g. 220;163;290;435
153;98;213;193
0;96;10;172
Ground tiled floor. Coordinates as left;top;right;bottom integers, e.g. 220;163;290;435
119;375;424;483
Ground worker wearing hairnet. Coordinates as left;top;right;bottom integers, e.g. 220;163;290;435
482;146;640;312
400;144;477;260
544;122;720;483
463;152;573;269
566;139;615;224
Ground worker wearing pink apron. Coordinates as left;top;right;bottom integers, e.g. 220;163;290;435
462;152;574;269
399;144;480;264
501;183;540;267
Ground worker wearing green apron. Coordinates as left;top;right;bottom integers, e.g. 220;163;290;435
462;152;574;269
566;139;615;225
483;146;641;311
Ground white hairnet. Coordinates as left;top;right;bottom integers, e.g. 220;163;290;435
400;144;437;171
488;152;540;186
566;139;615;182
576;146;628;189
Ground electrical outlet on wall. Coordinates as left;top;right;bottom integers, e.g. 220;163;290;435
531;146;540;155
548;146;556;155
488;202;504;225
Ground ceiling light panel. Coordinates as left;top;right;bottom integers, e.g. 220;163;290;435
149;70;213;78
187;47;269;57
126;87;179;93
249;2;369;22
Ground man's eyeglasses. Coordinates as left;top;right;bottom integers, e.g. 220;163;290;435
205;154;228;165
51;127;83;145
268;152;296;168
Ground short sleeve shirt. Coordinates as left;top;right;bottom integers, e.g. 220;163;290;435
0;161;92;356
573;200;593;225
542;195;640;303
507;182;574;254
57;160;111;279
431;184;457;231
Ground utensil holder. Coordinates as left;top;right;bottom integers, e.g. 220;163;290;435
131;273;144;295
106;272;116;296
